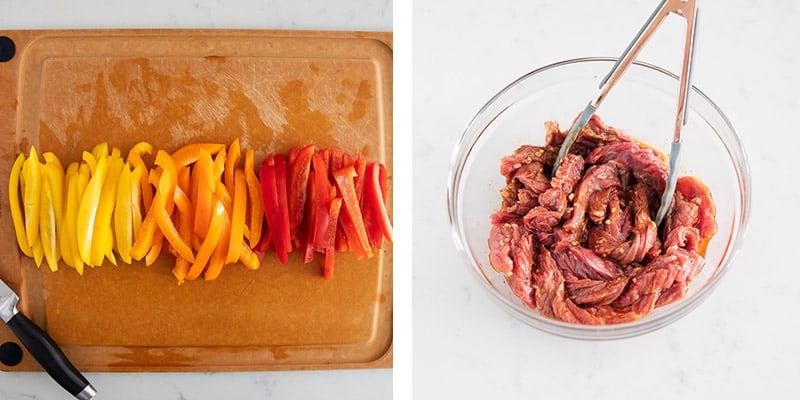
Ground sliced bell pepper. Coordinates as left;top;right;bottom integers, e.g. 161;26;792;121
303;169;318;263
323;198;342;279
333;165;372;259
226;169;247;264
127;142;154;211
288;144;314;245
22;147;41;247
90;150;124;266
114;164;135;264
224;139;241;195
238;242;260;270
151;150;194;263
186;200;226;281
366;162;393;245
193;149;215;237
204;212;231;281
77;153;107;265
59;163;78;268
171;143;225;167
39;172;60;272
244;150;263;247
9;154;32;257
260;154;292;264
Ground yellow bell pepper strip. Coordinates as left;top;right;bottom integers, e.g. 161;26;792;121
244;150;263;247
151;150;195;263
322;198;342;280
224;139;241;195
333;165;372;260
238;242;260;270
171;143;225;167
22;147;42;247
69;165;90;273
82;151;97;174
127;142;154;211
91;142;109;161
31;236;44;268
90;151;124;267
114;164;135;264
130;165;144;240
59;163;78;267
77;151;107;265
9;154;33;257
288;144;314;246
186;200;226;281
204;212;231;281
193;149;215;237
39;172;60;272
42;153;65;223
226;169;247;264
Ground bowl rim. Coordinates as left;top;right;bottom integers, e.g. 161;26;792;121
447;56;751;340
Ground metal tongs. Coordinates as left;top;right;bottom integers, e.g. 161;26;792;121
552;0;698;226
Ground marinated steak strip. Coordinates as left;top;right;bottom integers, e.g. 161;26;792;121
488;115;716;325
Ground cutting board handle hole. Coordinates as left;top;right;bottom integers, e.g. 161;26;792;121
0;36;16;62
0;342;22;366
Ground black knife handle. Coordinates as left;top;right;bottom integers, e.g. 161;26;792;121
7;312;95;399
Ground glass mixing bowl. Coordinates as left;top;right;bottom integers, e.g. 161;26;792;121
448;57;750;340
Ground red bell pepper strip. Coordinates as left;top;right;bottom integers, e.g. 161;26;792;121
288;144;314;245
365;162;393;243
303;170;318;263
260;154;289;264
333;165;372;259
362;163;383;249
311;153;332;249
323;198;342;279
274;154;292;257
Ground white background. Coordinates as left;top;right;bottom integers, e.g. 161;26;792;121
0;1;394;399
414;0;798;399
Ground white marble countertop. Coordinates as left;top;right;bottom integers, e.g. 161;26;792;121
0;1;392;399
414;0;797;399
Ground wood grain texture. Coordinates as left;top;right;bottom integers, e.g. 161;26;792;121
0;29;392;371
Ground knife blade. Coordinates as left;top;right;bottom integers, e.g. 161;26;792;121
0;278;96;400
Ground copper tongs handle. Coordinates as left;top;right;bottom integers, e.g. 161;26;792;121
551;0;699;226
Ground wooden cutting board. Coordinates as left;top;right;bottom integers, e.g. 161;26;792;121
0;29;392;371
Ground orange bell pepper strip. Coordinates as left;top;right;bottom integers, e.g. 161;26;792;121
333;165;372;259
204;212;230;281
9;154;33;257
171;143;225;167
145;230;164;267
288;144;314;245
224;139;241;195
244;150;263;247
21;147;42;247
186;200;226;281
171;186;194;284
193;149;215;237
152;150;195;263
226;169;247;264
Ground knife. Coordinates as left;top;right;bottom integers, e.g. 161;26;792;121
0;279;96;399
